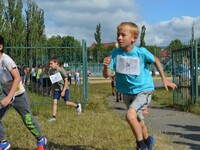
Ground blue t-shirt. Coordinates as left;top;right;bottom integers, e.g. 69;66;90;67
109;46;155;94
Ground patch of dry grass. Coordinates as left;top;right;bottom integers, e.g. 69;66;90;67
2;83;185;149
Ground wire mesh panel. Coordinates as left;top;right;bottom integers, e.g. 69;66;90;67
3;42;88;105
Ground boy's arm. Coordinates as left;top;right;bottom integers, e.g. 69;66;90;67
60;77;68;97
154;56;177;91
1;68;21;107
62;77;68;92
103;56;112;78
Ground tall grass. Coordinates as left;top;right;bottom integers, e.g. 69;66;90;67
3;83;184;149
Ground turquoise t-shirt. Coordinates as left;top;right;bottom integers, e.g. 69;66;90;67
109;46;155;94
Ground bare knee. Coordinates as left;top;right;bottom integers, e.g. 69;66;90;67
53;100;58;106
126;108;138;123
65;101;70;106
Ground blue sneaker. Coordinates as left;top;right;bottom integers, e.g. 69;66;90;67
147;136;155;150
36;137;47;150
0;140;10;150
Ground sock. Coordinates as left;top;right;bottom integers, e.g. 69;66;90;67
144;136;151;145
0;139;7;143
38;137;43;142
136;140;146;148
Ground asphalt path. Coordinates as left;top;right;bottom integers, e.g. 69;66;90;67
108;80;200;150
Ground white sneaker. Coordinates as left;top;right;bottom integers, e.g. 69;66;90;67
77;103;82;114
48;117;56;122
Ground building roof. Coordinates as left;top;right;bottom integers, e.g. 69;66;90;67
160;50;168;57
89;42;116;49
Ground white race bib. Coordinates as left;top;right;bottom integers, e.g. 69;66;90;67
49;72;63;84
116;56;140;75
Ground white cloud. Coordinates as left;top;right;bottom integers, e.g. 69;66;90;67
35;0;141;46
144;16;200;46
32;0;200;47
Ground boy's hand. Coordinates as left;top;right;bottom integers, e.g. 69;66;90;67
103;56;111;68
163;79;177;91
61;91;65;97
0;96;12;107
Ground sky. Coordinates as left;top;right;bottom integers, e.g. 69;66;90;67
31;0;200;47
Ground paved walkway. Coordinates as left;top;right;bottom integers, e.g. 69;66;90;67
108;80;200;150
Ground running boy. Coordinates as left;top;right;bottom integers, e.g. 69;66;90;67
103;22;177;150
0;35;47;149
48;57;82;122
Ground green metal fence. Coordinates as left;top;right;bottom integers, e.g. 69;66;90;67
2;40;88;105
172;39;200;106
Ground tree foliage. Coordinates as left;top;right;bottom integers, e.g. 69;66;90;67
166;39;183;54
94;23;102;62
140;25;146;47
145;45;161;58
47;35;82;63
25;0;46;46
0;0;83;66
0;0;45;46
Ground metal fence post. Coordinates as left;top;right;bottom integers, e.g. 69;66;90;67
82;40;88;105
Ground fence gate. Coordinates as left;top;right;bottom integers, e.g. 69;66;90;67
172;39;199;106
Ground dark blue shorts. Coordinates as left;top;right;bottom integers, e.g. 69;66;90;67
53;90;69;101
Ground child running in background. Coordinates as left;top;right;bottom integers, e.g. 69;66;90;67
111;72;122;102
103;22;177;150
0;35;47;150
48;57;82;122
111;73;116;96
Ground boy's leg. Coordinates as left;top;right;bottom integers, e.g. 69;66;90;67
0;101;10;142
126;108;143;141
12;92;43;140
48;90;60;121
48;99;58;122
52;99;58;117
140;120;155;150
63;90;82;114
123;92;152;149
63;89;76;107
140;120;148;140
65;101;77;107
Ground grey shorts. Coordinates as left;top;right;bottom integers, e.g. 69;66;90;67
123;91;152;121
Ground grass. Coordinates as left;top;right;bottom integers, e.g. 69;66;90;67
3;83;185;149
151;87;174;106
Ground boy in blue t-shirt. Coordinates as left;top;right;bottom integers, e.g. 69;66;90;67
103;22;177;150
0;35;47;149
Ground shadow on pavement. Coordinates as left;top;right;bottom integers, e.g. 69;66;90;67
162;124;200;150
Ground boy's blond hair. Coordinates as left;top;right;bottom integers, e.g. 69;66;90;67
117;22;139;36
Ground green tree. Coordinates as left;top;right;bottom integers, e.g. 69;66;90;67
145;45;161;58
191;22;194;46
139;25;146;47
5;0;15;45
12;0;26;45
47;35;81;63
37;8;46;43
25;0;45;46
47;35;62;46
167;39;183;54
94;23;102;62
0;0;6;35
